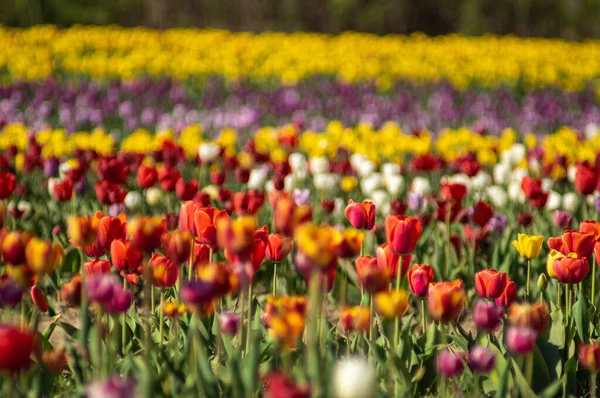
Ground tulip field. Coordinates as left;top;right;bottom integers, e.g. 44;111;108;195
3;26;600;398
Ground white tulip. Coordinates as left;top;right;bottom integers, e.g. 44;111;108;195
284;174;296;192
542;178;554;192
585;123;599;140
369;190;390;209
333;197;345;217
293;168;308;182
198;142;220;163
381;162;400;177
355;159;376;177
332;357;377;398
445;173;471;190
384;174;404;196
314;173;338;192
411;176;431;195
471;171;492;191
509;144;527;165
567;165;577;183
545;190;562;211
309;157;329;175
508;181;525;203
145;187;163;206
124;191;143;209
562;192;580;212
247;168;268;190
510;167;528;184
349;153;368;171
264;180;275;194
288;152;307;172
493;163;511;185
485;186;508;208
360;173;382;195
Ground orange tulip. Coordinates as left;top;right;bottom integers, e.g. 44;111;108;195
269;312;305;349
427;280;466;324
274;195;312;236
580;220;600;242
83;259;111;275
265;233;292;262
217;216;256;256
355;256;390;293
97;215;127;250
149;253;179;288
162;301;186;318
340;306;370;333
474;269;508;299
579;342;600;372
67;214;99;249
41;349;68;374
60;275;82;307
30;285;48;312
161;231;193;264
344;199;376;230
110;239;143;272
376;243;409;279
508;302;549;333
1;231;28;265
385;215;422;255
127;216;165;252
548;230;595;259
179;201;203;234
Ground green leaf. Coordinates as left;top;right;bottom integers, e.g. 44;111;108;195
494;359;509;398
573;288;588;340
510;357;535;398
538;379;563;398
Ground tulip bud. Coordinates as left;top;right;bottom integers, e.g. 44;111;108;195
332;357;377;398
145;187;163;206
407;264;434;297
124;191;143;209
468;346;496;373
537;273;548;293
31;285;48;313
218;312;241;335
436;349;465;378
506;326;537;355
579;342;600;373
60;275;82;307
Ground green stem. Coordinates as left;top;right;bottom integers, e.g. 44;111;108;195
445;206;451;279
525;353;534;388
368;294;375;362
245;283;253;356
151;286;155;315
121;278;127;356
592;372;597;398
238;289;246;352
421;299;426;335
273;262;278;297
159;291;165;345
526;259;531;298
473;372;479;398
393;257;402;347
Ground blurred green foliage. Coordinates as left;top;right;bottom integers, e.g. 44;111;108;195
2;0;600;39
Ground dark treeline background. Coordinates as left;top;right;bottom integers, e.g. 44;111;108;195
2;0;600;39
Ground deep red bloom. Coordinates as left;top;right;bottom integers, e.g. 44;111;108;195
411;154;443;172
521;177;544;199
344;200;376;230
158;168;181;192
407;263;435;297
548;230;595;259
162;231;193;264
149;253;179;288
94;181;127;205
97;215;127;251
136;165;158;188
472;201;494;227
265;234;293;262
110;239;143;272
376;243;405;279
385;215;422;255
175;178;198;201
553;256;589;284
495;280;517;307
263;372;310;398
0;325;35;371
97;156;129;184
30;285;48;312
440;183;467;202
0;172;17;199
50;179;73;202
575;163;597;195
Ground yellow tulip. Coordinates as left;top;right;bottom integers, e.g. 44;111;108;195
374;289;409;319
512;233;544;259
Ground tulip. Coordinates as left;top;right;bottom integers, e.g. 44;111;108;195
580;220;600;242
553;256;589;284
553;210;572;230
436;349;465;378
548;230;595;259
263;372;311;398
110;239;143;272
374;289;409;319
0;324;34;371
440;182;467;203
385;215;422;255
84;259;111;275
50;178;73;202
407;264;435;297
175;178;198;201
505;327;537;355
512;233;544;259
340;306;370;333
60;275;82;307
194;206;229;247
149;253;179;288
265;233;293;262
136;165;158;188
87;376;136;398
344;200;376;230
355;256;390;293
127;216;165;252
495;280;517;307
579;342;600;372
145;187;163;206
332;357;377;398
94;181;127;205
67;215;99;249
162;301;186;318
274;195;313;236
427;280;466;324
179;201;202;234
0;171;16;199
468;346;496;373
376;243;404;279
0;277;22;307
575;163;597;195
25;237;59;275
517;212;533;226
158;167;181;192
472;201;494;227
41;349;68;374
30;285;48;312
295;223;341;270
218;312;241;335
337;229;365;259
508;302;549;333
161;231;192;264
474;269;508;299
1;231;27;264
97;215;127;251
472;300;504;331
217;216;257;256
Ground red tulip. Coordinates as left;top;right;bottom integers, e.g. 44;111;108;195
175;178;198;201
548;230;595;259
575;163;597;195
407;264;435;297
375;243;406;279
149;253;179;288
427;280;466;324
344;200;376;230
440;182;467;202
110;239;143;272
495;280;517;307
580;220;600;242
97;215;127;251
553;256;589;284
385;215;422;255
84;259;111;275
1;231;28;265
136;165;158;188
474;269;508;299
127;216;165;252
50;179;73;202
265;234;293;262
355;256;390;293
97;156;129;184
30;285;48;312
194;206;229;248
579;342;600;372
472;201;494;227
0;324;35;371
0;171;16;199
162;231;193;264
158;167;180;192
193;243;212;269
94;181;127;205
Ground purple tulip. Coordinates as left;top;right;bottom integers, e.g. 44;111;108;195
218;312;241;335
505;327;537;355
293;189;311;206
87;376;136;398
436;349;465;378
52;225;62;236
468;346;496;373
86;275;118;304
594;197;600;214
472;300;504;331
552;210;572;230
488;214;507;234
407;192;424;212
180;280;215;306
43;158;59;178
75;178;87;196
104;289;132;314
0;279;22;307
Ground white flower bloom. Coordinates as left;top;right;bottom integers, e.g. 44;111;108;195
384;174;404;196
284;174;296;192
264;180;275;194
332;357;377;398
124;191;143;209
333;197;345;218
510;168;528;184
198;142;220;163
381;162;400;177
585;123;599;140
349;153;368;171
360;173;382;195
313;173;338;192
567;165;578;183
309;157;329;175
542;178;554;192
288;152;307;172
546;190;562;211
471;171;492;191
145;187;163;206
355;159;376;177
508;181;525;203
509;144;527;165
562;192;580;213
247;168;268;190
445;173;471;190
485;186;508;208
202;185;219;200
493;163;511;185
369;190;390;209
293;168;308;182
411;176;431;195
